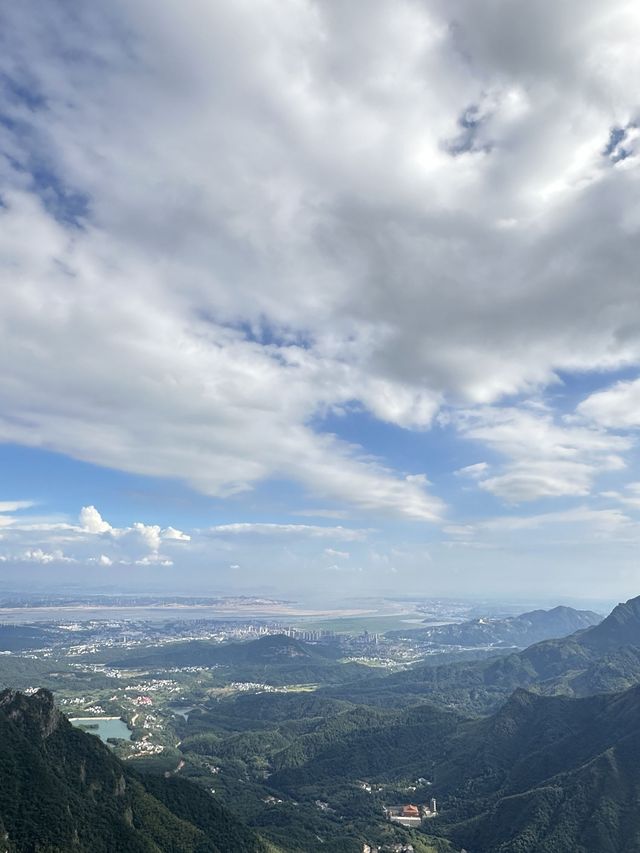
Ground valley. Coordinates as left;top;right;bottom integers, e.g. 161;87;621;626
5;594;640;851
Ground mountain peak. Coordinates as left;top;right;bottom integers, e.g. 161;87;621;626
579;594;640;652
0;690;268;852
486;688;546;739
0;688;63;739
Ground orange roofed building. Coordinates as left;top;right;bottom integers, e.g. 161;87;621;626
386;803;422;826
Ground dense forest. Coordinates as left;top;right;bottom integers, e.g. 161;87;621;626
0;688;275;853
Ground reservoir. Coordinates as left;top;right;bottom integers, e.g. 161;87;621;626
69;716;133;744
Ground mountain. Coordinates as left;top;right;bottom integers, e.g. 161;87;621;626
270;701;464;787
269;683;640;852
113;634;343;668
0;688;274;853
579;595;640;652
388;605;602;648
441;685;640;852
111;634;343;668
109;634;370;686
327;595;640;713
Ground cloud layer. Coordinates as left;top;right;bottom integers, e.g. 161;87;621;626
1;2;640;597
0;505;190;568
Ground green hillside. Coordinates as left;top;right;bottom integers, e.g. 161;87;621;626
266;683;640;852
327;594;640;713
109;634;370;686
0;688;274;853
442;686;640;852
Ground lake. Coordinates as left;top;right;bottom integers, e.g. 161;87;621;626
69;716;133;744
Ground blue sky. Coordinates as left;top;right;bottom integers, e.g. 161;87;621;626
1;0;640;603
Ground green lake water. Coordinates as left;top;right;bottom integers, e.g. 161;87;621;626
70;716;132;744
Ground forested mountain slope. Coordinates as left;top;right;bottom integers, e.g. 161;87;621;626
327;595;640;713
442;686;640;853
109;634;370;686
271;683;640;852
0;688;274;853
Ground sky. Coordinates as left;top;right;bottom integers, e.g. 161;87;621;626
1;0;640;603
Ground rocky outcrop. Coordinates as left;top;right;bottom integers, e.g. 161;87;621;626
0;688;63;739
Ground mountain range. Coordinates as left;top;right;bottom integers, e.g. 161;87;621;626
4;595;640;852
270;685;640;852
388;605;602;648
265;595;640;851
327;596;640;713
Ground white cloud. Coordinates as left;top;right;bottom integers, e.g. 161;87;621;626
0;501;36;513
133;555;173;566
578;378;640;428
0;500;37;529
79;505;113;534
455;407;631;501
455;462;489;479
19;548;75;564
446;505;634;541
324;548;350;559
601;482;640;510
0;187;443;521
207;523;367;541
480;461;596;502
0;505;190;568
163;526;191;541
0;1;639;528
486;506;631;533
79;506;190;552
